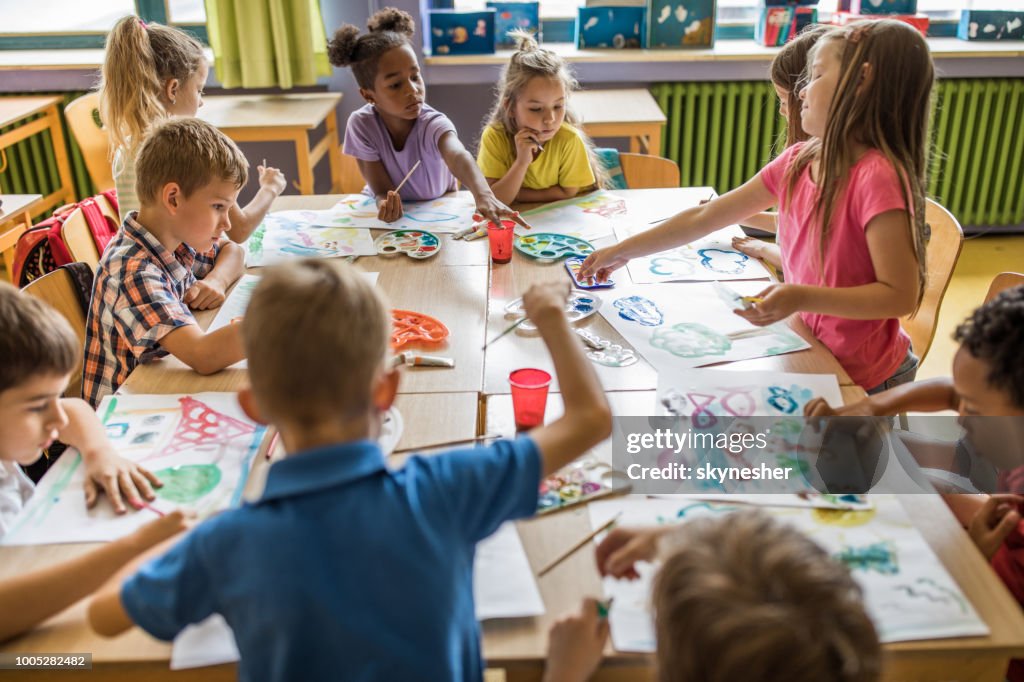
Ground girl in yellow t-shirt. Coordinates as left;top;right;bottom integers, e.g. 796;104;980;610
477;31;604;205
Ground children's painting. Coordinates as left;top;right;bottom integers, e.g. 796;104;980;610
598;282;809;373
616;223;772;283
2;393;267;545
315;193;480;234
589;495;988;651
246;210;377;267
517;190;627;241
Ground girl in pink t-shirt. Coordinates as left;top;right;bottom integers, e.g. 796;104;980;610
329;8;525;228
581;20;933;392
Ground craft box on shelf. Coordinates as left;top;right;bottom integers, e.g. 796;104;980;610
832;10;928;35
576;5;647;48
646;0;716;48
958;10;1024;41
487;1;540;46
755;5;819;46
425;8;496;55
848;0;916;14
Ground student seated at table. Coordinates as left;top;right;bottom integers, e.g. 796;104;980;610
82;118;247;407
806;285;1024;682
545;511;881;682
88;261;612;681
0;282;186;642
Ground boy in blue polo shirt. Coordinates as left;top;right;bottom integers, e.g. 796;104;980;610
88;259;612;681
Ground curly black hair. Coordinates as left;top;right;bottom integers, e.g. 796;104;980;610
954;284;1024;409
328;8;415;90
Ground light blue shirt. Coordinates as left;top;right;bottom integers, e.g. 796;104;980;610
121;437;542;682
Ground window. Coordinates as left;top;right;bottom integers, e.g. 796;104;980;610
166;0;205;24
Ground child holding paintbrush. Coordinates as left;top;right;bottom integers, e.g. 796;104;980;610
331;8;525;228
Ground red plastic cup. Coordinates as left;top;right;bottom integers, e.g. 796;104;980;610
509;368;552;431
487;220;515;264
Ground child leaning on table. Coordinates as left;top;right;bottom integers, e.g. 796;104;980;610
0;282;186;642
544;510;881;682
329;7;525;227
82;118;248;407
88;260;612;682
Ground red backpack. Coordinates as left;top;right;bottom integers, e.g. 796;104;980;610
11;189;120;287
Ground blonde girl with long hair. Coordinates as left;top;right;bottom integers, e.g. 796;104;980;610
581;20;932;394
477;31;605;206
99;16;286;243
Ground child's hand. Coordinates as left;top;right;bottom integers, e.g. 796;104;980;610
184;279;227;310
472;193;533;231
83;450;162;514
257;164;287;197
732;235;770;260
543;598;609;682
578;245;629;283
733;283;803;326
594;527;662;579
377;191;403;222
128;510;190;551
514;128;543;164
969;494;1024;560
522;281;571;326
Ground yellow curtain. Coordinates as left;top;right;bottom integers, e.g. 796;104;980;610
205;0;331;89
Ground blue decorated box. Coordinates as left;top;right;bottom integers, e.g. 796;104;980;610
487;1;540;46
756;5;818;46
647;0;716;48
958;10;1024;41
849;0;917;16
427;9;496;55
576;6;646;49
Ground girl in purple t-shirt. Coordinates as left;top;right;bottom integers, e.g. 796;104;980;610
329;8;526;228
581;20;934;393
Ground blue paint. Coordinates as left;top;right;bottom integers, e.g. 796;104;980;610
613;295;664;326
698;248;749;275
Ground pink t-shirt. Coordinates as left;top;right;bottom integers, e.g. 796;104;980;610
759;142;911;390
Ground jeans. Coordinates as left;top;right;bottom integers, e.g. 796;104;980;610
867;346;920;395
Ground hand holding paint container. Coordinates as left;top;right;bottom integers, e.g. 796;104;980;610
509;368;551;431
487;220;516;264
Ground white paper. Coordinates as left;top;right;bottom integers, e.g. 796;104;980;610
598;282;809;372
517;190;626;241
3;393;266;545
169;521;543;670
589;495;988;650
246;210;377;266
618;223;772;283
316;193;479;234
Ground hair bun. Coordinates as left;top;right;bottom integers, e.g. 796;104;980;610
367;7;415;37
328;24;361;67
509;29;539;53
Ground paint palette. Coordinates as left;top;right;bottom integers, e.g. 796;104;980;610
565;256;614;289
374;229;441;259
504;292;601;331
575;328;638;367
391;309;449;349
515;233;594;262
537;457;629;515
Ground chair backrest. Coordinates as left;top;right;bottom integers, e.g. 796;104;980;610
21;267;89;398
901;199;964;364
984;272;1024;303
60;206;102;270
618;152;680;189
64;93;114;192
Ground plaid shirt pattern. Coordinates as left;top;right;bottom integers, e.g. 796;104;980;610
82;213;219;406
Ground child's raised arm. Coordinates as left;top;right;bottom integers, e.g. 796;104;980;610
437;131;530;229
522;283;612;476
579;174;776;282
804;377;958;418
225;164;288;243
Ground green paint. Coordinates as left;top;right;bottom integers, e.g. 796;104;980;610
101;396;119;425
153;464;222;504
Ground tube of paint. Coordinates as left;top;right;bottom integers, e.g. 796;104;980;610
403;353;455;368
464;227;489;241
453;225;477;239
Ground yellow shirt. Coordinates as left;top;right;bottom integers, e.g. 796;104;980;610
477;122;596;190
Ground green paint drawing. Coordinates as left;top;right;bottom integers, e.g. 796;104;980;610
153;464;222;504
650;323;731;358
835;542;899;575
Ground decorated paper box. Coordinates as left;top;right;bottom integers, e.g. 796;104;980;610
832;10;928;36
576;6;646;49
646;0;716;48
958;10;1024;41
487;1;540;46
427;9;496;55
849;0;917;16
755;6;818;47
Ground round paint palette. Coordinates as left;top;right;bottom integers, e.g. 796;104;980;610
515;233;594;262
391;309;449;349
374;230;441;259
504;292;601;331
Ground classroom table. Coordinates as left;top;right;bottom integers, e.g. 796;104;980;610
573;89;667;155
198;94;346;196
0;97;76;218
6;188;1012;681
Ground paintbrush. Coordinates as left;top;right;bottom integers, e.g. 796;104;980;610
482;317;529;350
389;433;501;456
538;512;622;577
393;159;422;195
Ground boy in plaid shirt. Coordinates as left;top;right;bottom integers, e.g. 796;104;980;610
83;118;248;406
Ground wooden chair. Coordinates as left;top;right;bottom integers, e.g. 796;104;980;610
984;272;1024;303
340;152;366;194
22;267;90;398
64;92;114;192
900;199;964;365
619;152;680;189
